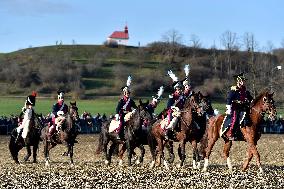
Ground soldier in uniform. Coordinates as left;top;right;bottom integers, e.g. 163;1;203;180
146;86;164;117
47;90;68;141
16;92;36;142
115;76;137;140
164;70;185;139
225;73;253;140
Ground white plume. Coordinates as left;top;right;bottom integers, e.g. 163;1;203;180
126;76;132;87
156;86;164;99
184;64;190;77
167;70;178;82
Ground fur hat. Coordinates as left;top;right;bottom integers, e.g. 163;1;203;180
121;76;132;93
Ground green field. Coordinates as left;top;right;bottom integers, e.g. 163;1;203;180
0;97;283;117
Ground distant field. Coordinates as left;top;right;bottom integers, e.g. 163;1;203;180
0;97;283;117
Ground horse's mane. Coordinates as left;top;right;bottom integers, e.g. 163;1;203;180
251;90;269;107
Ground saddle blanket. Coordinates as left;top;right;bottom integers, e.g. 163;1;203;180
108;112;134;133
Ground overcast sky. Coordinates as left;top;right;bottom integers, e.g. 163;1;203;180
0;0;283;53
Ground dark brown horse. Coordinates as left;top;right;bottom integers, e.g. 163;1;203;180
117;100;153;166
96;100;152;166
9;114;43;164
41;102;79;166
200;90;277;173
149;94;201;169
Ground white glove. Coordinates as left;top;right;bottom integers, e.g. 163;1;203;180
131;109;136;114
115;114;119;121
225;105;231;115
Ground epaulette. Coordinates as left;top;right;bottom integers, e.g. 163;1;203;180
231;86;237;91
169;94;173;98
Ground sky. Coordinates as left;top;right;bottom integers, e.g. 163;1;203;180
0;0;283;53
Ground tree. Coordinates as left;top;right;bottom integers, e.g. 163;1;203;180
220;30;239;75
162;29;184;64
243;32;258;97
189;34;202;58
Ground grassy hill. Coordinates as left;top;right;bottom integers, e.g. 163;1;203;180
0;44;283;107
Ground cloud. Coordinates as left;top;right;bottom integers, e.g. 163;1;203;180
0;0;73;16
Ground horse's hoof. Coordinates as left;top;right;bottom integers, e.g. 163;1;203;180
149;161;155;169
202;168;207;173
45;161;50;167
70;163;74;167
118;160;123;166
135;159;141;165
176;164;181;168
104;160;110;165
163;160;169;170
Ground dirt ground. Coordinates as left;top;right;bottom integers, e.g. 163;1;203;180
0;134;283;188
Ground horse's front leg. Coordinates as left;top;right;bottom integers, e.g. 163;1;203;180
223;140;233;172
44;141;50;167
177;140;186;168
69;144;74;166
24;145;31;162
126;140;133;166
103;138;110;165
136;144;145;165
118;143;127;166
191;140;200;170
32;144;39;163
246;139;262;173
165;141;175;164
242;147;253;171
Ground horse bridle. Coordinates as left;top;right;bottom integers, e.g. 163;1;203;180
251;96;276;119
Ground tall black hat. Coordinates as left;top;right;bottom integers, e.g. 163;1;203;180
26;95;36;106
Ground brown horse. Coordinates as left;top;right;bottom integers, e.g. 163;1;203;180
150;94;201;169
41;101;79;166
200;90;277;173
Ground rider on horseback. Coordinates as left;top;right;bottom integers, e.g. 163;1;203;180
146;86;164;116
225;73;253;140
115;76;137;140
47;90;68;141
164;70;185;140
16;92;36;142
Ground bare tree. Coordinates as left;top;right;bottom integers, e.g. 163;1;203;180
243;32;258;97
189;34;202;58
162;29;184;64
220;30;239;75
210;41;218;76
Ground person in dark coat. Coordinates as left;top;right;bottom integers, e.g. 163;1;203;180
225;73;253;140
115;76;137;140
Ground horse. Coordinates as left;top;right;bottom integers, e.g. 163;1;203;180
199;90;277;173
9;113;43;164
117;100;153;166
149;93;201;169
41;101;79;166
96;100;153;166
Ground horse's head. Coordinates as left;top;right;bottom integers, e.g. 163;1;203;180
186;91;204;116
252;91;277;121
69;101;79;122
197;92;214;116
137;99;152;125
